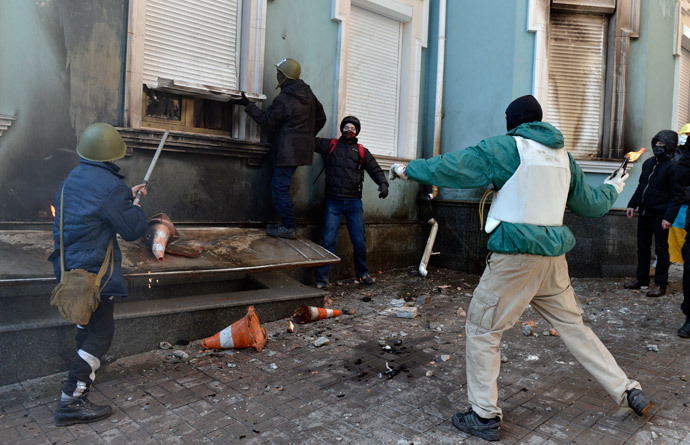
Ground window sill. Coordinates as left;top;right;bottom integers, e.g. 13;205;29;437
575;159;620;174
117;128;270;166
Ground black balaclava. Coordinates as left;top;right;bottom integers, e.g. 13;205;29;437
651;130;678;160
505;95;543;131
340;116;361;140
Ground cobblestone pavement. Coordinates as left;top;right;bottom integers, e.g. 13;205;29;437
1;266;690;444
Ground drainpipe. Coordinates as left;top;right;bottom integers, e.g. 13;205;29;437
419;0;446;277
428;0;446;201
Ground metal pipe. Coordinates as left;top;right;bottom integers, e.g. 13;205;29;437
133;130;169;205
419;218;439;277
428;0;447;201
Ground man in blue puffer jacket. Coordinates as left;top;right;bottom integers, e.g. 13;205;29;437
48;123;147;426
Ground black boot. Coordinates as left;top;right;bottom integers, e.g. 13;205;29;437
679;318;690;338
626;389;652;416
54;396;112;426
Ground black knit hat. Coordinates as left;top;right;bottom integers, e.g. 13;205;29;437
506;95;543;131
340;116;361;135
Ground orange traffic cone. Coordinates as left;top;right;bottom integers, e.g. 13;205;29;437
292;306;341;324
201;306;267;351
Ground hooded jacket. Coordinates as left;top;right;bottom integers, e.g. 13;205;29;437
405;122;618;256
315;136;388;199
627;130;677;220
246;79;327;167
48;160;147;297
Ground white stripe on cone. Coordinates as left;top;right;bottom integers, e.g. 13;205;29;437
218;325;235;348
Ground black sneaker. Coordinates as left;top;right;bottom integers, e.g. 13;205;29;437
678;318;690;338
358;274;375;285
54;396;112;426
646;286;666;298
451;409;500;442
624;280;646;289
266;225;296;239
626;389;652;416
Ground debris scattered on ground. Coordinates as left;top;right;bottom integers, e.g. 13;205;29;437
159;341;173;350
172;350;188;360
426;370;434;377
525;355;539;361
501;354;508;363
389;299;405;307
646;344;659;352
269;363;278;370
456;307;466;318
522;325;532;336
417;295;432;305
313;337;330;348
396;307;418;319
441;355;450;362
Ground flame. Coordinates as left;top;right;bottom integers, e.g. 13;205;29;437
287;321;295;333
625;147;645;162
50;205;55;217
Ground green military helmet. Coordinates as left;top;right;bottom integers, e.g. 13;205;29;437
76;123;127;162
275;58;301;80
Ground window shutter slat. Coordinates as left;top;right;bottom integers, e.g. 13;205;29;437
143;0;239;92
546;13;607;159
678;48;690;131
345;6;401;157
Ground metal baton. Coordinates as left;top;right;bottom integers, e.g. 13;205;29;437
133;130;170;206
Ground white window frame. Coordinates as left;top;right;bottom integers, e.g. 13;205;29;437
124;0;267;140
673;2;690;131
332;0;429;165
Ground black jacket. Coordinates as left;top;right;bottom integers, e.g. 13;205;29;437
627;155;676;219
666;149;690;223
315;136;388;199
246;79;326;167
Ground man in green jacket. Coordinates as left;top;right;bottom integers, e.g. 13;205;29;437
389;95;651;442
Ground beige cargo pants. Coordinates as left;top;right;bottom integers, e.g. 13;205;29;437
465;253;641;419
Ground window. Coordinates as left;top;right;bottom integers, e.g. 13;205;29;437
345;6;402;157
677;47;690;131
546;12;607;159
528;0;639;165
332;0;429;162
125;0;266;140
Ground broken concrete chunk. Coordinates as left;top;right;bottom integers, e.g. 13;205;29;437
313;337;330;347
456;307;466;318
441;355;450;362
522;325;532;336
389;299;405;307
646;344;659;352
172;350;188;360
417;295;432;305
159;341;173;350
426;370;434;377
396;307;418;319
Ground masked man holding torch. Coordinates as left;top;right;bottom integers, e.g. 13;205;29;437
389;95;651;442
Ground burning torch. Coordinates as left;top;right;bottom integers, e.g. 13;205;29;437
608;148;646;179
133;130;170;206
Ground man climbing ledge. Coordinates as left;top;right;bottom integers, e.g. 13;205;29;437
389;95;651;442
230;58;326;239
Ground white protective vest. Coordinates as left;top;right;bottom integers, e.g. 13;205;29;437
485;136;571;233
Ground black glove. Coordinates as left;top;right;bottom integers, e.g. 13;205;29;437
229;92;249;107
378;183;389;199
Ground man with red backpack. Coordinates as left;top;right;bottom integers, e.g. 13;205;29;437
313;116;388;287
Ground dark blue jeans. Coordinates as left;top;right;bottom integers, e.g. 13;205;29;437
636;214;670;287
314;197;368;285
271;167;297;229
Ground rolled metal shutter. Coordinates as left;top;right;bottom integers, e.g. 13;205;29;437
546;13;607;159
345;6;401;157
678;48;690;131
143;0;240;92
